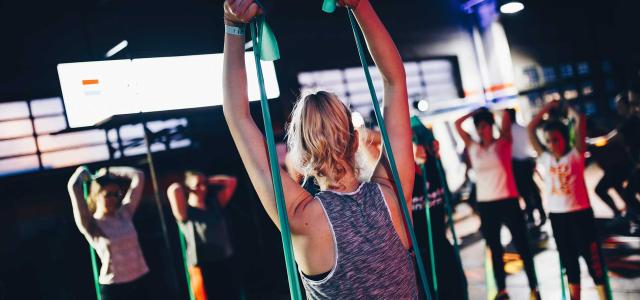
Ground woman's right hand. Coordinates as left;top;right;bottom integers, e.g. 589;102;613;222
224;0;262;25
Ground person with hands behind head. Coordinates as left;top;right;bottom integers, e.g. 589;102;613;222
528;101;610;300
67;166;149;300
167;171;239;300
455;108;540;300
411;119;468;300
223;0;420;298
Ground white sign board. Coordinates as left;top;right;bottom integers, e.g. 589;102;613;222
58;53;280;128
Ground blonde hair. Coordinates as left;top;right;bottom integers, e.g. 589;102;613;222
286;91;359;184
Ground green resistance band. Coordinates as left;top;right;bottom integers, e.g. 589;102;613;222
558;244;612;300
412;115;469;300
177;225;195;300
559;255;567;300
80;166;102;300
249;8;302;300
434;158;469;300
321;4;433;299
419;164;439;299
600;244;613;299
484;248;497;299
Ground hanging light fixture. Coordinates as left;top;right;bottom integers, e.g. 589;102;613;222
499;1;525;14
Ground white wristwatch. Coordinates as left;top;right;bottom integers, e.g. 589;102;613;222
225;24;245;36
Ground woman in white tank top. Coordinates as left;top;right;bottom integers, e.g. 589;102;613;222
455;108;540;300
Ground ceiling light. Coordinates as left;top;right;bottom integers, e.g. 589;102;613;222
105;40;128;58
500;2;524;14
417;99;430;112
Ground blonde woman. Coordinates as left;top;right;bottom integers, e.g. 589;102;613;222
222;0;418;298
67;166;148;300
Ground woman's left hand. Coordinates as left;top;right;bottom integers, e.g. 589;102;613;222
224;0;262;25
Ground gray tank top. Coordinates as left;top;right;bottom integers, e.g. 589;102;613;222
179;194;233;266
301;182;419;299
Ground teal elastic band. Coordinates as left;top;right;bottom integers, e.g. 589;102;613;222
177;226;195;300
343;8;433;300
80;166;102;300
420;164;439;300
434;158;469;300
559;255;567;300
250;17;302;300
322;0;337;13
253;1;280;61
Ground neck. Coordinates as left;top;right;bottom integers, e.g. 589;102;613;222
319;172;360;193
552;148;571;160
188;192;207;209
481;138;494;147
94;207;113;218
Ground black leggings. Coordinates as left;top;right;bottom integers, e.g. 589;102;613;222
100;274;149;300
478;198;538;290
512;159;544;221
595;167;638;215
550;209;606;285
200;258;241;300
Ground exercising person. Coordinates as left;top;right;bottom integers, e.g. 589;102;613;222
507;108;546;226
223;0;419;298
167;171;239;300
67;166;149;300
455;108;540;300
529;101;609;300
412;118;468;300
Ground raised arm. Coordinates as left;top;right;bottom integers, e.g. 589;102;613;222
569;106;587;153
498;110;512;143
528;101;559;155
67;166;95;236
348;0;414;201
107;167;145;215
167;183;188;222
454;111;475;146
208;175;238;208
222;0;312;232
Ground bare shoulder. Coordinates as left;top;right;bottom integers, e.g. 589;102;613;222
167;182;183;193
168;182;182;191
371;175;394;191
289;194;330;236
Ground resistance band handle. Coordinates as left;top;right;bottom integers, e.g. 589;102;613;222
420;164;439;299
80;168;102;300
345;9;432;300
250;19;303;300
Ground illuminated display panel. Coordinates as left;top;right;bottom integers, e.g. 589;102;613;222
58;52;280;128
297;58;464;116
